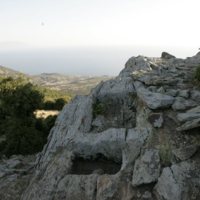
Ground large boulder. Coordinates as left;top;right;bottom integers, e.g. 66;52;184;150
132;149;160;186
161;52;176;59
134;81;174;109
154;161;200;200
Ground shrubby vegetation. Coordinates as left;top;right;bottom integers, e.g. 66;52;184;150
0;77;70;157
37;87;71;110
93;100;106;117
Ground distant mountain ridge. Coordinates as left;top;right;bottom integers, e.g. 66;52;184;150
0;65;24;77
32;73;111;95
0;65;112;95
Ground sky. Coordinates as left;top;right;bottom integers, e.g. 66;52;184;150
0;0;199;75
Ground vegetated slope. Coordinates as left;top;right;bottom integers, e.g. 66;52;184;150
0;66;72;108
0;65;25;78
0;65;112;96
32;73;112;95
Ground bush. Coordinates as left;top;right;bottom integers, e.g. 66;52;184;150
0;77;44;117
35;115;57;140
0;77;66;157
93;100;105;116
42;98;66;110
54;98;66;110
2;117;44;156
0;77;50;156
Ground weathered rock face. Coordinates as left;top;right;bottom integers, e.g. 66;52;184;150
0;155;36;200
161;52;176;59
154;161;200;200
132;149;160;186
2;52;200;200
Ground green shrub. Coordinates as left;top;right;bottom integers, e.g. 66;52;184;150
35;115;57;139
93;100;105;116
42;98;66;110
2;117;43;156
0;77;58;157
0;77;44;117
0;77;69;157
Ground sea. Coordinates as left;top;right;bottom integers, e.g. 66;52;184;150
0;45;197;76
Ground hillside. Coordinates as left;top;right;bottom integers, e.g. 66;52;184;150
32;73;111;95
0;65;24;78
1;51;200;200
0;66;112;96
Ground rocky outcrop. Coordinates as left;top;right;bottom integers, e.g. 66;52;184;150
161;52;176;59
2;52;200;200
0;155;35;200
154;161;200;200
132;149;160;186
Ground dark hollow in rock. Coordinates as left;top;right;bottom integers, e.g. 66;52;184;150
70;155;122;175
148;113;163;128
92;96;136;132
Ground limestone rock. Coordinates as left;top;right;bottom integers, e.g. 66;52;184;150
0;174;32;200
177;118;200;131
148;113;163;128
66;128;126;162
176;105;200;131
95;76;135;99
142;191;153;199
139;75;178;86
54;175;98;200
132;149;160;186
154;161;200;200
22;150;73;200
91;115;106;132
120;56;152;77
177;106;200;122
172;97;197;111
0;155;35;200
157;87;165;94
135;81;174;109
92;76;136;131
161;52;176;59
178;89;189;98
96;174;134;200
191;90;200;103
173;145;199;160
122;128;149;168
165;89;178;97
154;167;182;200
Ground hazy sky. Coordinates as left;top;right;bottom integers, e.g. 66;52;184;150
0;0;199;49
0;0;199;75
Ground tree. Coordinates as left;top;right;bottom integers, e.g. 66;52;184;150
0;77;45;156
0;77;44;117
54;98;66;110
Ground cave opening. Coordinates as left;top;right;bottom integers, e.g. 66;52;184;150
70;154;122;175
